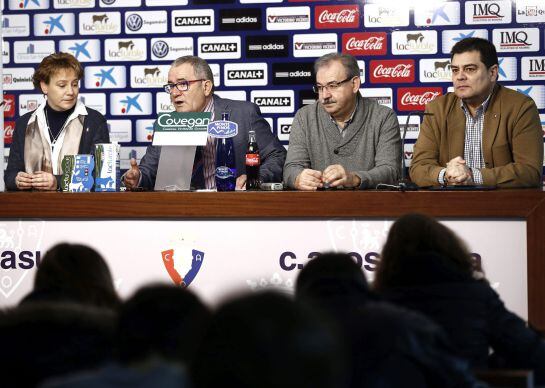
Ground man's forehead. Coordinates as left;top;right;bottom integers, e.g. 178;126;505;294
316;61;346;80
169;63;195;80
452;51;483;67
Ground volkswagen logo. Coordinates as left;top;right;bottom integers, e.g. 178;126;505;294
126;14;143;32
152;40;169;59
101;0;116;4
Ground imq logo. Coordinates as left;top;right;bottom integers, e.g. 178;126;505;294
466;0;512;24
272;62;314;85
219;8;261;30
198;36;241;59
522;57;545;80
172;9;214;33
251;90;294;113
493;28;540;52
224;63;268;86
246;35;289;58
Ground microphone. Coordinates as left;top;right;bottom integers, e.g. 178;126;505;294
376;111;433;191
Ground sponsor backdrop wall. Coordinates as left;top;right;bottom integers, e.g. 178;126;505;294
2;0;545;178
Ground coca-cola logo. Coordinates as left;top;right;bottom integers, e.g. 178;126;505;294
401;92;439;106
4;121;15;145
347;36;383;50
397;87;442;111
245;154;260;166
319;9;357;23
370;60;414;83
316;5;360;29
3;94;15;118
342;33;387;55
373;64;411;78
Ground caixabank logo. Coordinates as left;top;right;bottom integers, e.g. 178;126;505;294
59;39;101;62
33;13;75;36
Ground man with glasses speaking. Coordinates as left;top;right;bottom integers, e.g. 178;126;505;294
123;56;286;190
283;53;401;190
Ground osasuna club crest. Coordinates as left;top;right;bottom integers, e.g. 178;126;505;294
161;248;205;287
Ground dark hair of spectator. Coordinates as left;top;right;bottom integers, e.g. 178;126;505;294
296;252;375;302
374;213;480;291
32;52;84;90
191;291;345;388
117;283;211;366
450;37;499;69
29;243;120;309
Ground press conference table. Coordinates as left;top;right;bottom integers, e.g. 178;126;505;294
1;189;544;331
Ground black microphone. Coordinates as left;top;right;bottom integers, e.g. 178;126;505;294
398;111;434;191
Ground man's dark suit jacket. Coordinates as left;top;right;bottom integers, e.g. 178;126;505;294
138;95;286;189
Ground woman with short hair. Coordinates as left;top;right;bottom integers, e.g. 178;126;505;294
5;52;109;191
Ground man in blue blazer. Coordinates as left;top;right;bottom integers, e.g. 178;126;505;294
123;56;286;190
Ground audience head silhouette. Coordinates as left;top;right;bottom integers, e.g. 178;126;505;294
191;291;345;388
21;242;120;309
117;283;211;366
375;213;480;290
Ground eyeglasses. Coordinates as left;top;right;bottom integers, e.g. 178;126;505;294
312;77;354;94
163;79;205;93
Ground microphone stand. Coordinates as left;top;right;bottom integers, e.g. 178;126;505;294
377;111;433;191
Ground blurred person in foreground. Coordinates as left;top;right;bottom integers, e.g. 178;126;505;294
191;291;346;388
42;284;210;388
374;213;545;383
5;52;109;191
20;242;120;310
296;252;484;388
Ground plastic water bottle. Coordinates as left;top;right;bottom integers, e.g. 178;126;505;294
215;112;236;191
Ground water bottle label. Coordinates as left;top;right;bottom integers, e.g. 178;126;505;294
215;166;235;179
207;120;238;138
245;153;260;166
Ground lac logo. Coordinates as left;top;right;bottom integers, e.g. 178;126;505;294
160;236;204;287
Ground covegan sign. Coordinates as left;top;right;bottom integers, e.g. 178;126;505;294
152;112;211;146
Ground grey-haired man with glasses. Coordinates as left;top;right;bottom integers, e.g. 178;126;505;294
283;53;401;190
123;55;286;190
